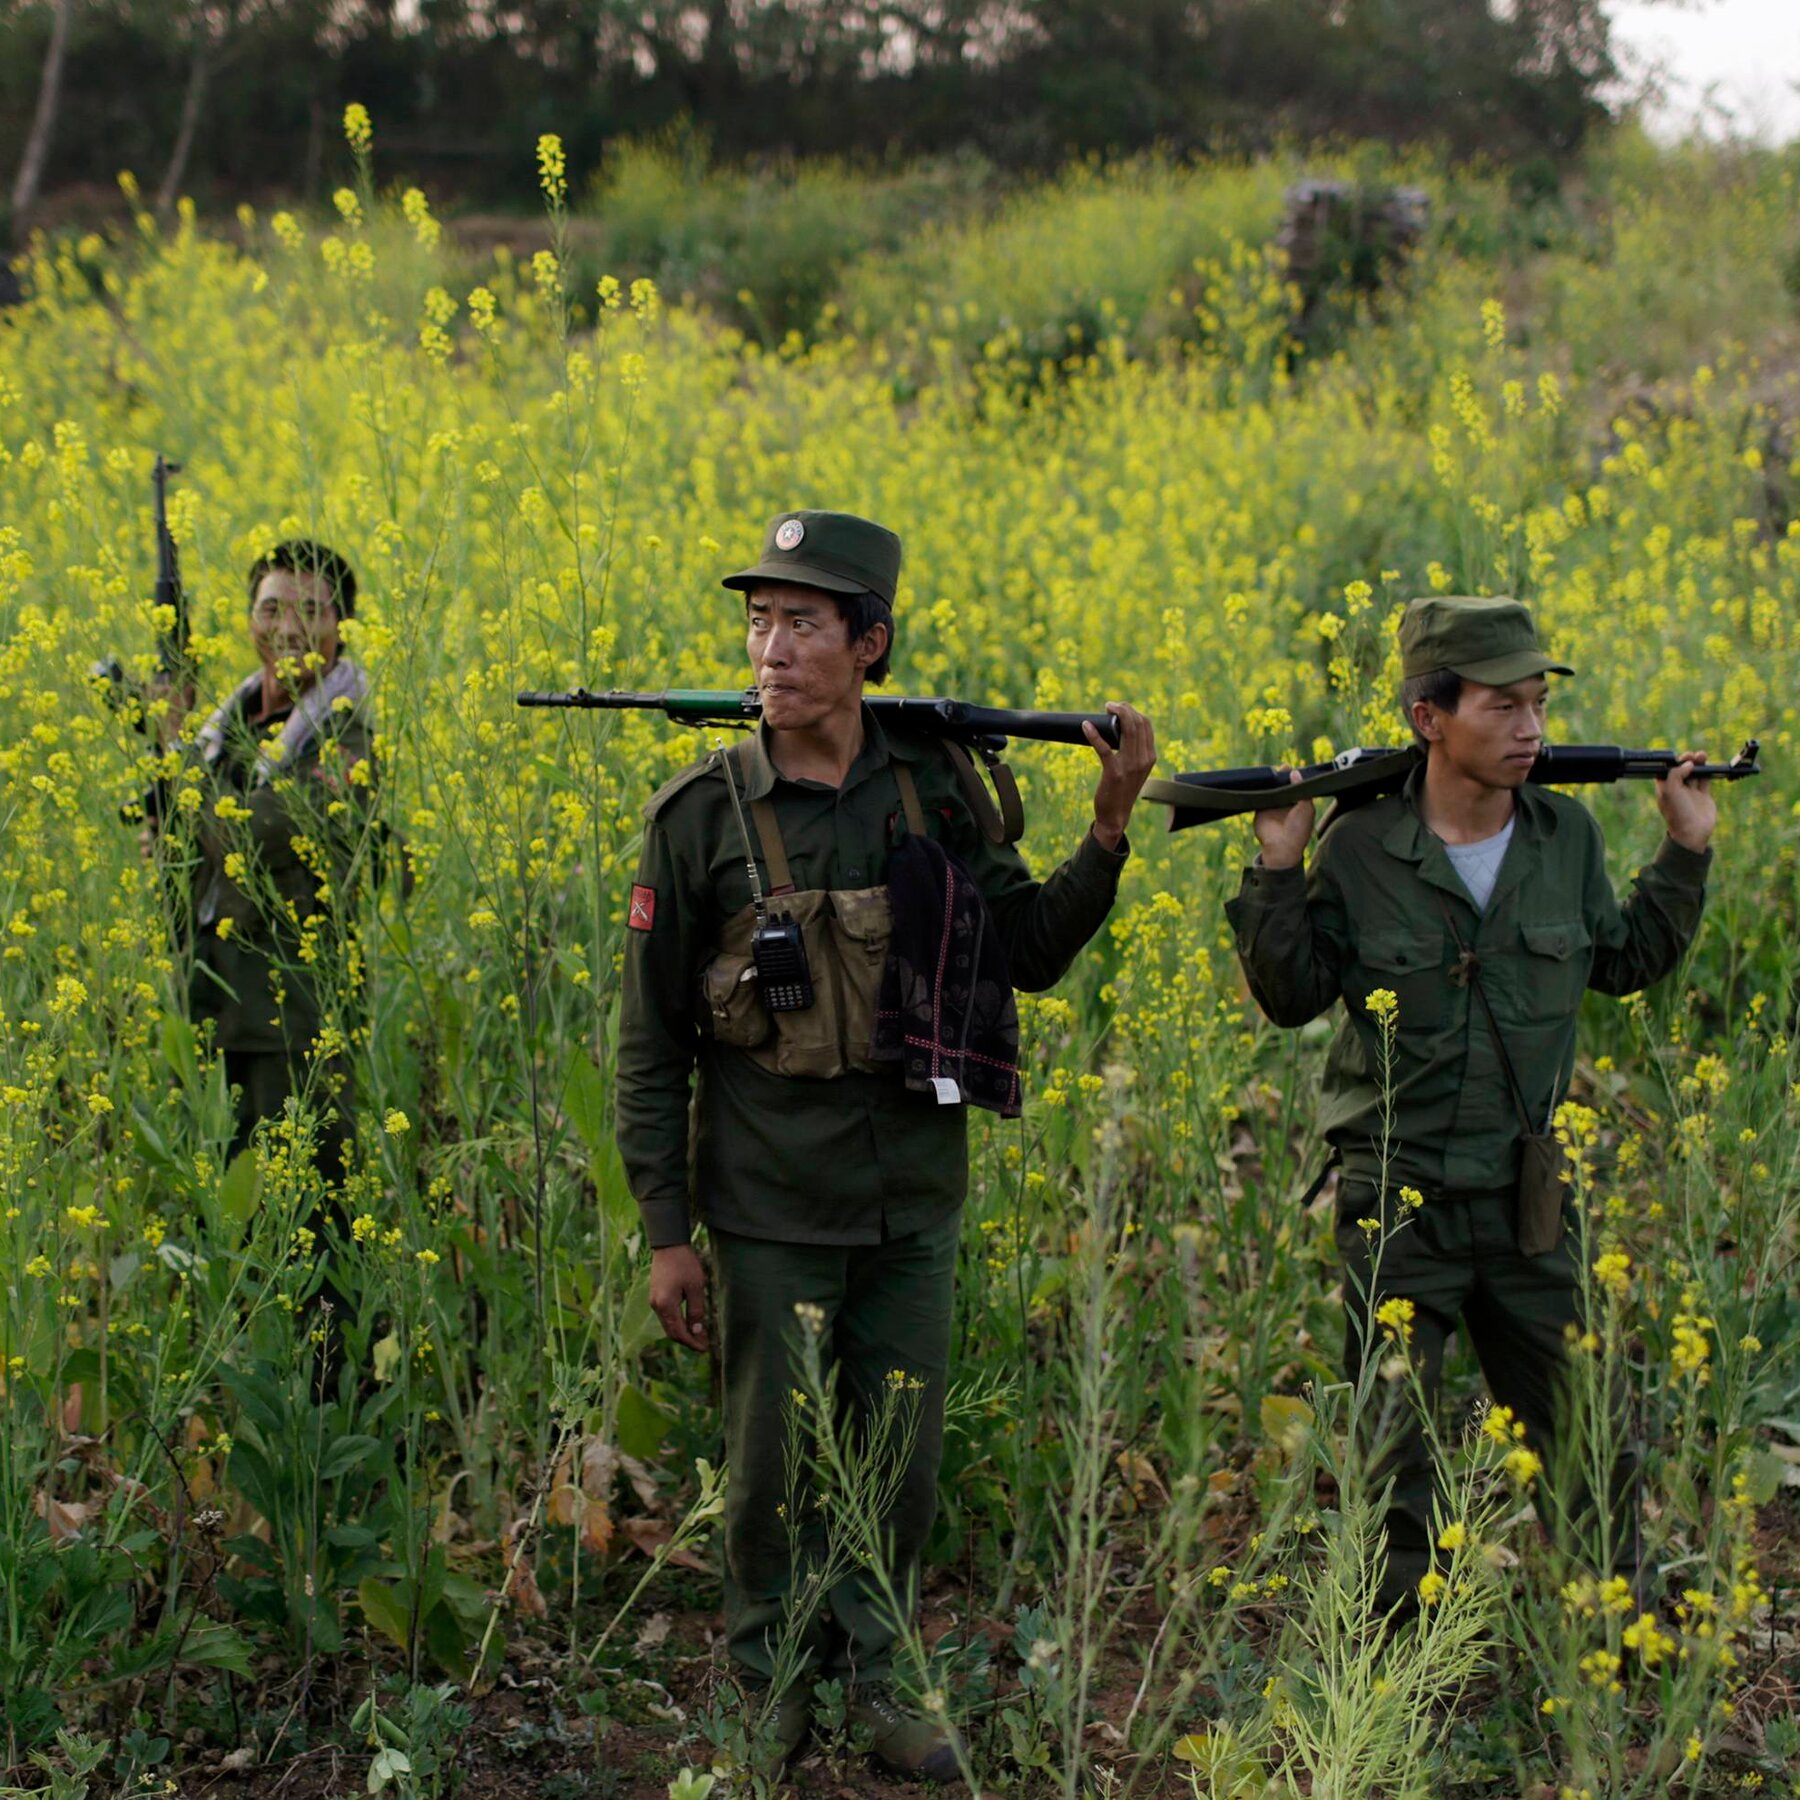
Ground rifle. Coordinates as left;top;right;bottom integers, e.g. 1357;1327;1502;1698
1148;740;1763;832
149;452;189;680
93;453;190;699
517;687;1123;843
92;455;190;824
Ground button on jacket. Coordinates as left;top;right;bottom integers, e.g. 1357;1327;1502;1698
617;710;1129;1248
1225;769;1711;1193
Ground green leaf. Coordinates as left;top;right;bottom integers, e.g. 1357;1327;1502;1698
368;1747;412;1793
562;1051;608;1160
1744;1447;1789;1506
225;1443;284;1520
98;1632;179;1685
181;1623;255;1678
318;1435;382;1482
1258;1393;1313;1457
217;1149;261;1227
422;1598;473;1680
372;1333;403;1384
357;1579;412;1653
617;1383;673;1460
619;1283;662;1358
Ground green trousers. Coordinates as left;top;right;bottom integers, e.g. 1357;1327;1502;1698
223;1047;354;1180
1337;1180;1639;1612
711;1212;958;1687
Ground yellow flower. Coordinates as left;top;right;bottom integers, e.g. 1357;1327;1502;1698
383;1109;411;1136
1364;988;1399;1025
1592;1250;1632;1297
1417;1570;1447;1606
416;1249;440;1266
537;133;567;205
350;1214;378;1244
1399;1186;1424;1210
1436;1521;1467;1552
1481;1404;1525;1444
1374;1296;1415;1341
1623;1612;1675;1666
1504;1447;1543;1486
343;103;373;153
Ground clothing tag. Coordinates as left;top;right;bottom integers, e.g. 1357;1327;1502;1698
930;1076;962;1105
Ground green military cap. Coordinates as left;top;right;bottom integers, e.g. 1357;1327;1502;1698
722;510;903;606
1399;595;1574;685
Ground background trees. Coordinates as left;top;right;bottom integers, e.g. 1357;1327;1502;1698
1;0;1620;219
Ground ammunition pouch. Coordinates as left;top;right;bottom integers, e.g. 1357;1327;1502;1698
701;885;894;1078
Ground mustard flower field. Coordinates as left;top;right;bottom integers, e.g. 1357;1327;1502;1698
0;120;1796;1797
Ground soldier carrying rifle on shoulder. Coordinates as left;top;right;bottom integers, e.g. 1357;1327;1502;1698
607;511;1156;1780
1224;595;1718;1623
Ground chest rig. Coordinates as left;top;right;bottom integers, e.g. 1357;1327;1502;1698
700;743;929;1080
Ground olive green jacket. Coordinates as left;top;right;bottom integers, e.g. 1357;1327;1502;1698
181;675;377;1056
617;711;1129;1248
1225;770;1711;1193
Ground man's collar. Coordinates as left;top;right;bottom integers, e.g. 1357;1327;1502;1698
738;703;899;800
1380;762;1557;904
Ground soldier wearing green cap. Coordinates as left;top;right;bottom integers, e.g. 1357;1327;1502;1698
616;510;1157;1777
1227;594;1717;1619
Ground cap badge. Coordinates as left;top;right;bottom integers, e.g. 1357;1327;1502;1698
774;519;805;551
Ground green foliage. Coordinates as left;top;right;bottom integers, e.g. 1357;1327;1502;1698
0;127;1794;1797
583;133;995;345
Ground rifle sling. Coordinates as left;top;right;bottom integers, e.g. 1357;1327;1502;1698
942;739;1022;845
1431;890;1541;1143
1142;749;1417;817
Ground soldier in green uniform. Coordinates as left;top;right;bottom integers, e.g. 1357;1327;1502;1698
1227;596;1716;1617
616;511;1156;1778
159;540;377;1180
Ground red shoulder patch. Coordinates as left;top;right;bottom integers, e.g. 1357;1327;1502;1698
628;885;657;932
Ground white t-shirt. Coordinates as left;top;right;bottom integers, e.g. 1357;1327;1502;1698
1443;814;1515;913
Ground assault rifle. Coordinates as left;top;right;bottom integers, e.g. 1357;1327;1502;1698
517;687;1124;843
1148;740;1763;832
518;687;1121;750
94;454;189;695
93;455;191;824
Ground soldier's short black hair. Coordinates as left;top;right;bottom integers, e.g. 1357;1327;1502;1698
246;539;358;619
1401;667;1462;748
834;589;895;686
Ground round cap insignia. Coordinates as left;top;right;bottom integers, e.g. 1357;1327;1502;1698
774;519;805;551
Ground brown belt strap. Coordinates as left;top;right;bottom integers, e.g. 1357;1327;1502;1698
893;762;928;836
941;740;1024;845
748;795;795;895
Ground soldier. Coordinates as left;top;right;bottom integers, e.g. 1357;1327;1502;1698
616;511;1156;1779
159;539;377;1182
1227;596;1716;1619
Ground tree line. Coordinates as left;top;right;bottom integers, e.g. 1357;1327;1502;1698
6;0;1618;233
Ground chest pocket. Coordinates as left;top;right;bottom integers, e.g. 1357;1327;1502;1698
1512;919;1593;1023
701;887;894;1077
1356;928;1446;1031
